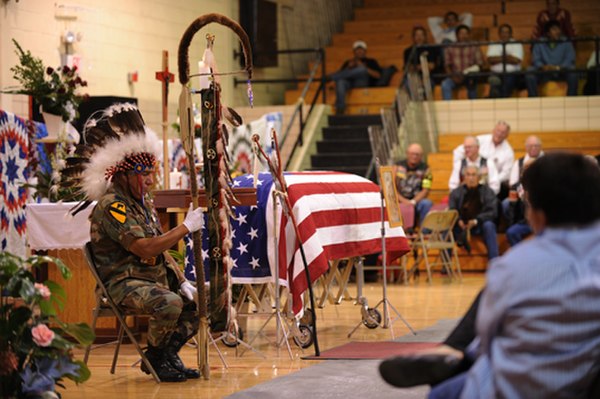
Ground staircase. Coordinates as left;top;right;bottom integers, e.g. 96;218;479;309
310;114;382;177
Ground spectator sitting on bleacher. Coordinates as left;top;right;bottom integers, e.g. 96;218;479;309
441;25;485;100
393;143;433;230
525;20;578;97
509;135;544;190
503;136;544;246
428;11;473;44
532;0;575;40
505;159;535;247
452;122;511;195
403;26;443;93
487;24;524;98
328;40;382;115
449;136;501;195
449;165;499;259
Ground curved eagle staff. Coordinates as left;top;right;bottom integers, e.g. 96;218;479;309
251;131;321;357
177;13;253;378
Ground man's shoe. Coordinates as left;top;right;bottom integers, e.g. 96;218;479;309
165;348;200;379
142;345;187;382
165;333;201;379
379;353;464;388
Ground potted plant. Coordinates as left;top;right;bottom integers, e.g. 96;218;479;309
0;251;94;398
4;39;88;137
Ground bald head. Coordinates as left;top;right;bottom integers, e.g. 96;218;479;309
492;121;511;145
525;135;542;158
406;143;424;167
464;136;480;160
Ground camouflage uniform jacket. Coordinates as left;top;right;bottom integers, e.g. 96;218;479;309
89;185;183;304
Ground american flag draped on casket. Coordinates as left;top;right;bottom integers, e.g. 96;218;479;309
184;171;410;315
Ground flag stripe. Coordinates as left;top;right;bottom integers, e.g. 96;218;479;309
185;171;409;317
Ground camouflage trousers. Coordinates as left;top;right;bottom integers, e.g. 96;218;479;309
118;281;199;348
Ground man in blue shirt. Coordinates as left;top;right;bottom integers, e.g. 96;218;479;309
380;152;600;398
525;20;578;96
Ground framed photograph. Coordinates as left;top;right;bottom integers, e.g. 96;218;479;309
379;166;403;228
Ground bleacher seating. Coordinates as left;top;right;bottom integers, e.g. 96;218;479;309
284;0;600;109
283;0;600;271
412;129;600;271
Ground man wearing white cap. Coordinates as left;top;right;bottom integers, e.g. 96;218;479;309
328;40;382;115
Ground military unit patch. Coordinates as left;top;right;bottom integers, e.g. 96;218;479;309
109;201;127;223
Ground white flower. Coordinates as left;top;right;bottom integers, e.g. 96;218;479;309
64;101;76;122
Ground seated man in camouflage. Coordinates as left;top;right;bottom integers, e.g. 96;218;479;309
394;143;433;231
73;104;205;382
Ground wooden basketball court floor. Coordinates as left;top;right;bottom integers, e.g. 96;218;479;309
60;273;485;398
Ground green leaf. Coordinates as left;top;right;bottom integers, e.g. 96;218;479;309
38;299;57;317
17;278;36;302
52;319;95;347
28;255;72;280
66;360;91;383
48;332;74;350
0;252;22;285
44;280;67;313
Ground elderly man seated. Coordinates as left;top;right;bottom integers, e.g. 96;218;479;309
449;165;499;259
394;143;433;230
449;136;500;195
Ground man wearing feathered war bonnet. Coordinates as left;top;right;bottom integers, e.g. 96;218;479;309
63;103;205;382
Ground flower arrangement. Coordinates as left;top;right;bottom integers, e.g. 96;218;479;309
27;138;84;203
0;251;94;398
5;39;88;122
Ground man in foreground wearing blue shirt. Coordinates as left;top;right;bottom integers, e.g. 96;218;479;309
525;20;578;96
381;152;600;398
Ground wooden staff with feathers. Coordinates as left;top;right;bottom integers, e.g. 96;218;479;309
251;130;321;357
177;13;252;379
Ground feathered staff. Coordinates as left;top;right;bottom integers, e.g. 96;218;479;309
251;130;321;357
177;13;252;379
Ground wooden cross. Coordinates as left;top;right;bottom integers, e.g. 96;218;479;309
155;50;175;189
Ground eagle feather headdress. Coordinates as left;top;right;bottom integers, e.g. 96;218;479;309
61;103;161;214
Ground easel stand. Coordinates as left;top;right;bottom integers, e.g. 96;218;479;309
348;171;416;339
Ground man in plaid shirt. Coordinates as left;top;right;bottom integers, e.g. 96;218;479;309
441;25;485;100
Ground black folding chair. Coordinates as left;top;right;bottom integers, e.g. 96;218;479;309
82;242;160;383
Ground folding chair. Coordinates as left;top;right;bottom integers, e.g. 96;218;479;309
405;210;462;284
82;242;161;383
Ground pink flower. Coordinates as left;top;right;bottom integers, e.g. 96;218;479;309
31;324;55;347
34;283;51;300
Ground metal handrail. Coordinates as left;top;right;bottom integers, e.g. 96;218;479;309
233;47;327;169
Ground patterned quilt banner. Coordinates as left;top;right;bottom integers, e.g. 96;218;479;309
0;111;32;257
184;171;410;315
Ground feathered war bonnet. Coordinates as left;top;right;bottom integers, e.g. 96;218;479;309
61;103;161;213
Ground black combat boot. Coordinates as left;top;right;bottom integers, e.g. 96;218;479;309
141;345;187;382
165;333;200;379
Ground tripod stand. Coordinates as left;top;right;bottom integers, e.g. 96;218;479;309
348;163;416;339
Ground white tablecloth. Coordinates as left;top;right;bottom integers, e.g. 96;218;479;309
26;202;93;251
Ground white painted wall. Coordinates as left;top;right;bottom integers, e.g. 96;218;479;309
0;0;239;135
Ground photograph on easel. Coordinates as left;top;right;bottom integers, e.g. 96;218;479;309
378;166;403;228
